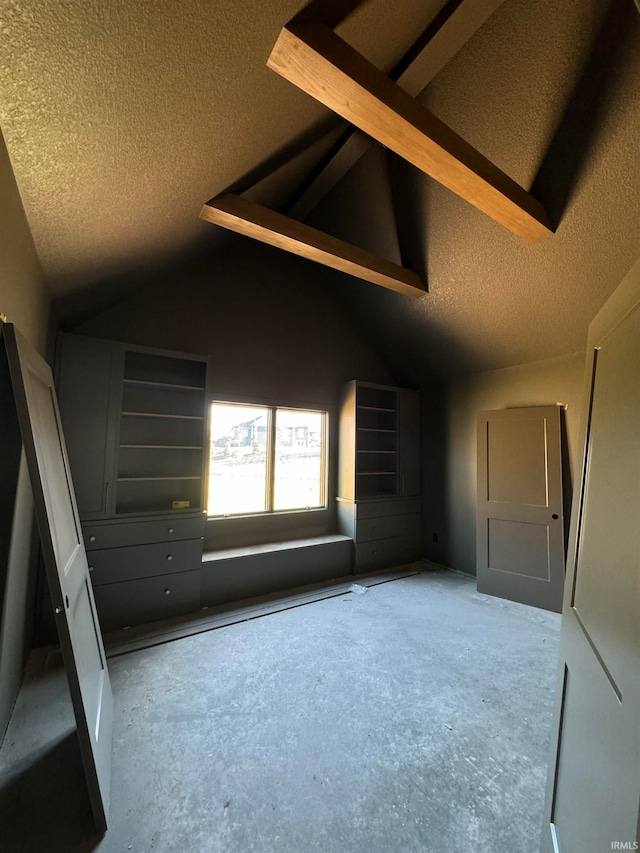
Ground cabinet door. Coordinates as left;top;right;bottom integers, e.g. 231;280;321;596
56;336;120;520
397;389;420;496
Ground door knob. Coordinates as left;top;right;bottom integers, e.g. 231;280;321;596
552;514;559;520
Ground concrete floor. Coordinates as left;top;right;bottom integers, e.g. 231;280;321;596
0;570;560;853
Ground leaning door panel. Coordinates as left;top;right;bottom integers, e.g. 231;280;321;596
2;322;113;831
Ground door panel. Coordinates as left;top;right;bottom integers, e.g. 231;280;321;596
487;417;548;505
551;650;633;853
477;406;564;612
541;259;640;852
2;323;113;831
570;320;639;691
488;519;550;580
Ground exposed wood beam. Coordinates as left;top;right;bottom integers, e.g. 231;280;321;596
200;194;426;298
269;22;552;241
287;0;507;219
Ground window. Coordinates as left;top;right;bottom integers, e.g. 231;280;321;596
208;402;328;517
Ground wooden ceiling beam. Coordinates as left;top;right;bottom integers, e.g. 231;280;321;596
268;22;552;242
200;194;426;297
287;0;507;219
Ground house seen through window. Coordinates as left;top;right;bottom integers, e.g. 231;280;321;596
208;402;327;517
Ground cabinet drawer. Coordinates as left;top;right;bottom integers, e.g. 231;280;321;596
88;538;202;585
356;513;420;543
356;498;420;519
93;569;201;632
354;533;421;571
83;516;203;550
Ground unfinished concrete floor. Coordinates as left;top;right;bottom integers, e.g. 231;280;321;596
0;570;560;852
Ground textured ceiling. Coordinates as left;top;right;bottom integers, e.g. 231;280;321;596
0;0;444;294
308;0;640;378
1;0;640;378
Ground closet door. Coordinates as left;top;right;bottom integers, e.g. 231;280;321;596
56;335;120;520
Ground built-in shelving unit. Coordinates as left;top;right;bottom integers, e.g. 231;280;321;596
116;351;207;515
354;385;397;499
55;333;210;634
337;380;421;573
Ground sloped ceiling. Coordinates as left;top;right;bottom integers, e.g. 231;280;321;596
1;0;640;379
0;0;444;294
309;0;640;379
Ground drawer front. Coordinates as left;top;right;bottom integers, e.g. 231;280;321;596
356;513;421;543
356;498;420;519
83;516;203;550
88;538;203;585
355;533;421;571
93;569;201;632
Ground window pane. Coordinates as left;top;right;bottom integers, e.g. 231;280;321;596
208;404;269;516
274;409;324;511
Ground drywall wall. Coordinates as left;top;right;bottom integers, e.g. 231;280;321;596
441;352;586;576
71;237;396;555
0;131;51;745
419;380;449;567
0;136;51;349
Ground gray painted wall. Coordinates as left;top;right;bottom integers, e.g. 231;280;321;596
71;239;395;552
0;130;51;744
441;352;586;576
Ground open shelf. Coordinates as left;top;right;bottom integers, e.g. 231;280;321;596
123;378;205;391
356;472;398;499
120;444;202;450
115;349;208;514
124;350;206;388
356;408;396;432
357;386;396;410
115;477;202;515
121;412;203;420
117;476;202;482
350;385;399;499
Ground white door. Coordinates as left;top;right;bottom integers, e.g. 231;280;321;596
541;260;640;851
3;322;113;831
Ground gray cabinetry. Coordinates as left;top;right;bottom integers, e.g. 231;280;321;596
56;335;120;520
93;569;201;633
337;381;422;571
55;334;207;631
83;517;202;631
397;389;420;496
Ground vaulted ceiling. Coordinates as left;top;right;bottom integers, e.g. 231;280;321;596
1;0;639;378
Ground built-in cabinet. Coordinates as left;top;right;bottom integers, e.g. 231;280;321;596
55;334;207;631
337;381;422;571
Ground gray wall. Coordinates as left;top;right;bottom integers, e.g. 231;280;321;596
440;352;586;576
71;240;395;550
0;130;51;744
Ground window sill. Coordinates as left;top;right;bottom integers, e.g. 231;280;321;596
206;507;328;523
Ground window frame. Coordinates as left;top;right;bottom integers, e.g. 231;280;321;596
207;397;330;519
